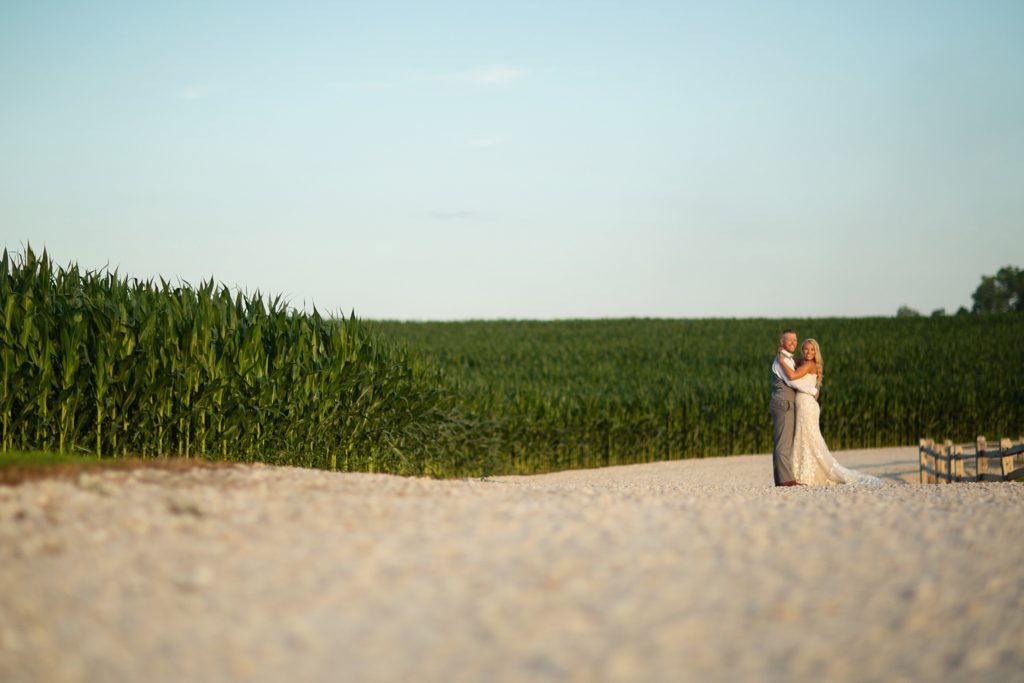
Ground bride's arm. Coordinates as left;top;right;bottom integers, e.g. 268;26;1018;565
776;355;816;381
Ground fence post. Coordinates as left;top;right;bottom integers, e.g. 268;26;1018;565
936;441;949;484
952;444;964;481
1000;437;1013;480
945;439;955;483
924;438;936;484
919;438;930;484
976;435;988;481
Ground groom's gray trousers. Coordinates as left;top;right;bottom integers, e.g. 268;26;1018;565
770;372;797;485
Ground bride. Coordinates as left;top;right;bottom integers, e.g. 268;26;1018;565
776;339;883;486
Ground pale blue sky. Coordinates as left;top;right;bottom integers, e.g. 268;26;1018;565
2;1;1022;319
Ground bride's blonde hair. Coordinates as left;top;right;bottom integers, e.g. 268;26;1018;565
803;338;823;388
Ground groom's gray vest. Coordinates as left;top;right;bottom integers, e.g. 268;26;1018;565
771;364;796;402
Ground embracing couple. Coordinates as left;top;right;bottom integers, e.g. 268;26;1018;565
770;329;882;487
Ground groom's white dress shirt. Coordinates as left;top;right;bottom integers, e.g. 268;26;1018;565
773;350;817;397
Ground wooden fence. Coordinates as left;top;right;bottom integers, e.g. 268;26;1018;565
919;436;1024;484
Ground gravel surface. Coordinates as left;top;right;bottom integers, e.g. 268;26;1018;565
1;447;1022;683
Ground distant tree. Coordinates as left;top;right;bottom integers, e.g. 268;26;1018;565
971;266;1023;313
955;306;970;316
897;305;921;317
930;308;945;317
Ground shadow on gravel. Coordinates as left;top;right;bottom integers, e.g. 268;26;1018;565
877;470;917;484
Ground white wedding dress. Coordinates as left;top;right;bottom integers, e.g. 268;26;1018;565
791;374;884;486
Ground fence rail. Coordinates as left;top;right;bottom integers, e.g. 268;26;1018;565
919;436;1024;484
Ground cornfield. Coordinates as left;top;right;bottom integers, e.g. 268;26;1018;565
374;317;1024;474
0;248;471;475
5;248;1021;478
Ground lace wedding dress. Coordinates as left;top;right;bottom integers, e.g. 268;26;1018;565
791;374;884;486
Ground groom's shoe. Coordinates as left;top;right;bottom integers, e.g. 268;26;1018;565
778;481;801;487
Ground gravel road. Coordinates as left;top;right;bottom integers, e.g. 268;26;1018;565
1;447;1022;683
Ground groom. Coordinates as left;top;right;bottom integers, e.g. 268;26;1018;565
770;329;817;486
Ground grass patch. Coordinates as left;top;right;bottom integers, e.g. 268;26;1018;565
0;450;99;469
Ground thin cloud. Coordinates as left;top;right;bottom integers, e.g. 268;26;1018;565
469;137;502;147
178;86;212;100
333;80;394;91
430;210;482;221
434;66;526;87
468;66;526;85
